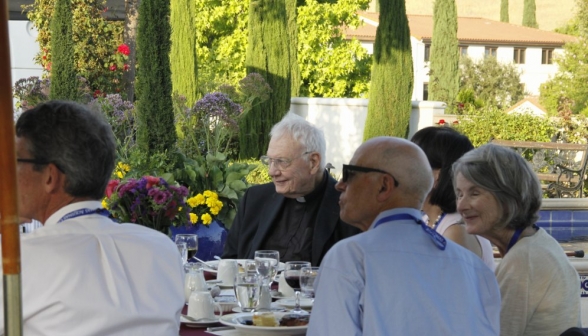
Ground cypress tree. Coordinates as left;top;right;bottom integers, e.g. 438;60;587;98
428;0;459;113
240;0;292;159
135;0;177;155
170;0;198;106
49;0;77;100
500;0;509;23
286;0;301;97
363;0;413;140
522;0;538;28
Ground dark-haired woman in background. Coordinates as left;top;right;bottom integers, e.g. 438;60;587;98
411;126;495;270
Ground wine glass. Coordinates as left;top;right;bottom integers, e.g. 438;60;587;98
284;261;311;315
234;272;262;313
254;250;280;285
300;266;319;300
176;241;188;265
175;234;198;261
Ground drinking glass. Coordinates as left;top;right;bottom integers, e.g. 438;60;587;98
176;242;188;264
284;261;311;315
175;234;198;261
254;250;280;285
300;266;319;299
234;272;262;313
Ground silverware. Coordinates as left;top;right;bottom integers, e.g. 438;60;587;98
207;326;234;332
193;257;218;270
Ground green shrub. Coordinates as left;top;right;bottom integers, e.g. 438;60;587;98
454;107;556;147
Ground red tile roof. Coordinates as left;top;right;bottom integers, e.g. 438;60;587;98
345;12;576;47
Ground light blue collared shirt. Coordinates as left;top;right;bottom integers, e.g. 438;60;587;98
307;208;501;335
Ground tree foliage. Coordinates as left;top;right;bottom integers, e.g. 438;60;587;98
192;0;370;98
49;0;78;100
240;0;292;159
522;0;538;28
135;0;177;156
170;0;199;106
540;0;588;115
459;56;524;110
363;0;413;140
286;0;301;97
24;0;124;93
297;0;371;97
429;0;459;112
500;0;509;23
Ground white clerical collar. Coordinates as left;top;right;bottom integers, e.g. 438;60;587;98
296;197;306;203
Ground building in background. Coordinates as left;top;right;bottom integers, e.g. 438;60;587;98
345;13;576;101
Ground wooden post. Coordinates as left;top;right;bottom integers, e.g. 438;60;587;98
0;1;24;334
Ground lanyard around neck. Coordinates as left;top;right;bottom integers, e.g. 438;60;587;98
57;208;111;223
506;224;539;252
373;213;446;250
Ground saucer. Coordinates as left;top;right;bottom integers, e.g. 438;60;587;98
180;315;220;327
231;302;287;313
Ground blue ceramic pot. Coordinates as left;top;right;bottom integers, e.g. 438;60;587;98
169;220;228;261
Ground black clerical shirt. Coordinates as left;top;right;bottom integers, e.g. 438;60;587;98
260;171;328;262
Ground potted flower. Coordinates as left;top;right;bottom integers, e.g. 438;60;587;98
104;176;191;234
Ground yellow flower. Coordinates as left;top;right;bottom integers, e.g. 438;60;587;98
114;162;131;179
201;213;212;225
101;198;109;209
203;190;214;198
116;171;124;179
210;206;220;215
187;194;205;207
189;213;198;224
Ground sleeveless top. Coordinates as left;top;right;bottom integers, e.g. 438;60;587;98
429;212;496;271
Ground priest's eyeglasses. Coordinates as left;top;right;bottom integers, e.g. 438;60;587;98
260;151;312;170
342;164;399;187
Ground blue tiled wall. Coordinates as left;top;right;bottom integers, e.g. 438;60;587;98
538;210;588;242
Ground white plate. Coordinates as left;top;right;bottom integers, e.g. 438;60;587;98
274;298;314;309
180;315;220;327
219;312;308;335
205;259;286;273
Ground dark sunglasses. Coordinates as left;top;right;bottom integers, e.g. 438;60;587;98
342;164;399;187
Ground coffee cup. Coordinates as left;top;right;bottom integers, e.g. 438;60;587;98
187;291;223;320
217;259;239;286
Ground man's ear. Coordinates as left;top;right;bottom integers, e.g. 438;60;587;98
309;152;321;174
375;174;395;202
43;163;65;194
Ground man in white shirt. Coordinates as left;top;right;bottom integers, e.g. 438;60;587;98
8;100;184;336
307;137;501;336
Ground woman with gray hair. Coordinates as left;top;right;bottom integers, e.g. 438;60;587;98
453;143;581;336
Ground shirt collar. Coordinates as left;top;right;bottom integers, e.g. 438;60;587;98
296;170;328;203
44;201;104;227
368;207;423;231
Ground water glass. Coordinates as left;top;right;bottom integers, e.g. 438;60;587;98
234;272;262;312
254;250;279;284
176;242;187;264
174;234;198;261
300;266;319;299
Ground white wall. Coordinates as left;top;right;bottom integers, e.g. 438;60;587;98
289;98;446;172
9;21;43;85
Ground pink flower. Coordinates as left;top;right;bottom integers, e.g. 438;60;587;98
105;180;120;198
438;119;446;125
144;176;160;189
117;44;130;56
123;64;129;71
109;64;117;71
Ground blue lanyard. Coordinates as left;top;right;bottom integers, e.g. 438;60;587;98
57;208;111;223
506;224;539;252
374;213;446;250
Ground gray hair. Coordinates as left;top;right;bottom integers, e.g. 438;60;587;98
452;143;542;230
270;113;326;169
15;100;116;199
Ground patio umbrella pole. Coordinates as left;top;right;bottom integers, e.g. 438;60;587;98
0;0;24;335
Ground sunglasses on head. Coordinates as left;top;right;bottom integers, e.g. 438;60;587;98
342;164;399;187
